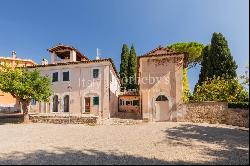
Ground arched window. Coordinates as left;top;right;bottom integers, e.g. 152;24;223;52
53;95;59;112
156;95;168;101
64;95;70;112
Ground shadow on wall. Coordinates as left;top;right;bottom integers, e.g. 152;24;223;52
0;147;196;165
164;124;249;165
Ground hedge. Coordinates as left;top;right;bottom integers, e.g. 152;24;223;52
228;102;249;109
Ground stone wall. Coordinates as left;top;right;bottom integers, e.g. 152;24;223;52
112;112;142;120
0;113;23;124
29;115;98;125
0;106;20;113
184;102;249;128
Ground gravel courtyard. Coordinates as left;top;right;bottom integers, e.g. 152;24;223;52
0;122;249;165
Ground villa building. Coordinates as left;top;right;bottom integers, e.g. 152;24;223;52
28;44;120;119
0;51;36;112
4;44;186;122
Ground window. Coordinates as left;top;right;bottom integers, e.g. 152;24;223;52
52;72;59;82
93;96;99;105
133;100;139;106
93;69;99;78
119;99;123;105
31;99;36;105
126;101;132;105
52;95;59;112
156;95;168;101
63;71;70;81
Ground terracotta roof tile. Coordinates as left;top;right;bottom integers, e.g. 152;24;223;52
138;46;184;58
47;43;89;61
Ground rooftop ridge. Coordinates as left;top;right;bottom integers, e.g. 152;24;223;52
0;56;37;64
47;43;89;61
26;58;120;81
139;46;183;58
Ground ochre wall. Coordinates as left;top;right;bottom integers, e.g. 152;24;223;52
139;55;184;121
0;58;35;109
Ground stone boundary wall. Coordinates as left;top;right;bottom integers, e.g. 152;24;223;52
0;113;23;124
184;102;249;128
0;106;20;113
112;112;142;120
30;115;98;125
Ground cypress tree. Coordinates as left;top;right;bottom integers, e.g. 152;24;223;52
127;44;137;90
207;32;237;79
196;33;238;91
197;45;210;85
119;44;130;90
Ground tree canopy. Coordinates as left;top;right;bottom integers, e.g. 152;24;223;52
204;33;237;80
127;44;138;90
240;63;249;87
0;66;52;122
167;42;205;68
197;45;210;85
119;44;130;90
193;76;248;102
167;42;204;102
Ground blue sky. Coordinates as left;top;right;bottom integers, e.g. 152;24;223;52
0;0;249;91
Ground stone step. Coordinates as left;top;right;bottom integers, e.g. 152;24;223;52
29;115;98;125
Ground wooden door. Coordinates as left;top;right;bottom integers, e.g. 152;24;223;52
85;97;91;113
64;95;69;112
155;95;170;121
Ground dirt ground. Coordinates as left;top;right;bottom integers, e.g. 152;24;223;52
0;122;249;165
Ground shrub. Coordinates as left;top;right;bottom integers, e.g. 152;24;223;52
193;76;249;102
228;102;249;109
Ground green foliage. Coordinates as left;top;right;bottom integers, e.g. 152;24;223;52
127;44;138;90
193;76;249;102
0;67;52;103
197;45;210;85
182;67;190;103
119;44;130;90
167;42;205;68
205;33;237;79
228;102;249;110
240;63;249;87
167;42;204;102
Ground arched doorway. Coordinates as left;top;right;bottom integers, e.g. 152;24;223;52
63;95;69;112
52;95;59;112
155;95;170;121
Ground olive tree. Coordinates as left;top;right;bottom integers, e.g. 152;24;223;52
0;66;52;123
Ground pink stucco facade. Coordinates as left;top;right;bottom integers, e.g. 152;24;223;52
29;44;120;119
138;47;185;122
28;44;185;122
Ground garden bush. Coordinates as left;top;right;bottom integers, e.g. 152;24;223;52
228;102;249;109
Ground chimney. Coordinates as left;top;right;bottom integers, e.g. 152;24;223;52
12;51;17;59
96;48;101;60
41;58;49;65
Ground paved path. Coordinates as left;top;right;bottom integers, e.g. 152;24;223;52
0;122;249;165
